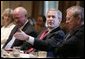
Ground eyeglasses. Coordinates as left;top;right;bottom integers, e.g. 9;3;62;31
66;15;73;21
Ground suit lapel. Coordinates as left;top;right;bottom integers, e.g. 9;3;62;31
22;21;29;31
22;21;32;34
64;28;79;42
43;27;61;40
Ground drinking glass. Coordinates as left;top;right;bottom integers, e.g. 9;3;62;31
12;47;20;57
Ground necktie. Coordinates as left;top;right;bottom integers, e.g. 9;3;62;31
25;30;48;54
39;30;48;40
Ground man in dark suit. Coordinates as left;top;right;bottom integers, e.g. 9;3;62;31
55;6;84;58
3;7;37;50
14;9;65;57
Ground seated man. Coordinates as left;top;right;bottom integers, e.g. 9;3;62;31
55;6;84;58
3;7;37;50
14;9;65;57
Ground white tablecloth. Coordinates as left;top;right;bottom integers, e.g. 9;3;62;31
1;50;47;58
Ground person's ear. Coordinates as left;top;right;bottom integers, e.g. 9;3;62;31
76;16;81;24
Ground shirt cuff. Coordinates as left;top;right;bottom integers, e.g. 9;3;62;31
26;36;34;45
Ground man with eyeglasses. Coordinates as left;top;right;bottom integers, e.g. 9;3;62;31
55;6;84;58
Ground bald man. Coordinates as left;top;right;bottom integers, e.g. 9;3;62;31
14;9;65;57
3;7;37;50
13;7;28;28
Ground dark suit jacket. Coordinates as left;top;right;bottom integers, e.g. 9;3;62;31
55;25;84;58
31;27;65;57
3;21;37;48
20;27;65;57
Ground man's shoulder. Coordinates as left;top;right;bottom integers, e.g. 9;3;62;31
49;27;65;36
73;25;84;35
54;28;65;35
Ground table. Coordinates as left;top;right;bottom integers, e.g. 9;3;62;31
1;50;37;58
1;49;47;58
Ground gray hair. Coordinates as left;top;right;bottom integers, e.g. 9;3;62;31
67;6;84;22
47;9;62;22
45;9;62;28
2;8;13;19
1;8;14;26
56;10;62;22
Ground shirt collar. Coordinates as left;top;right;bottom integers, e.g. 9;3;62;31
20;20;28;30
